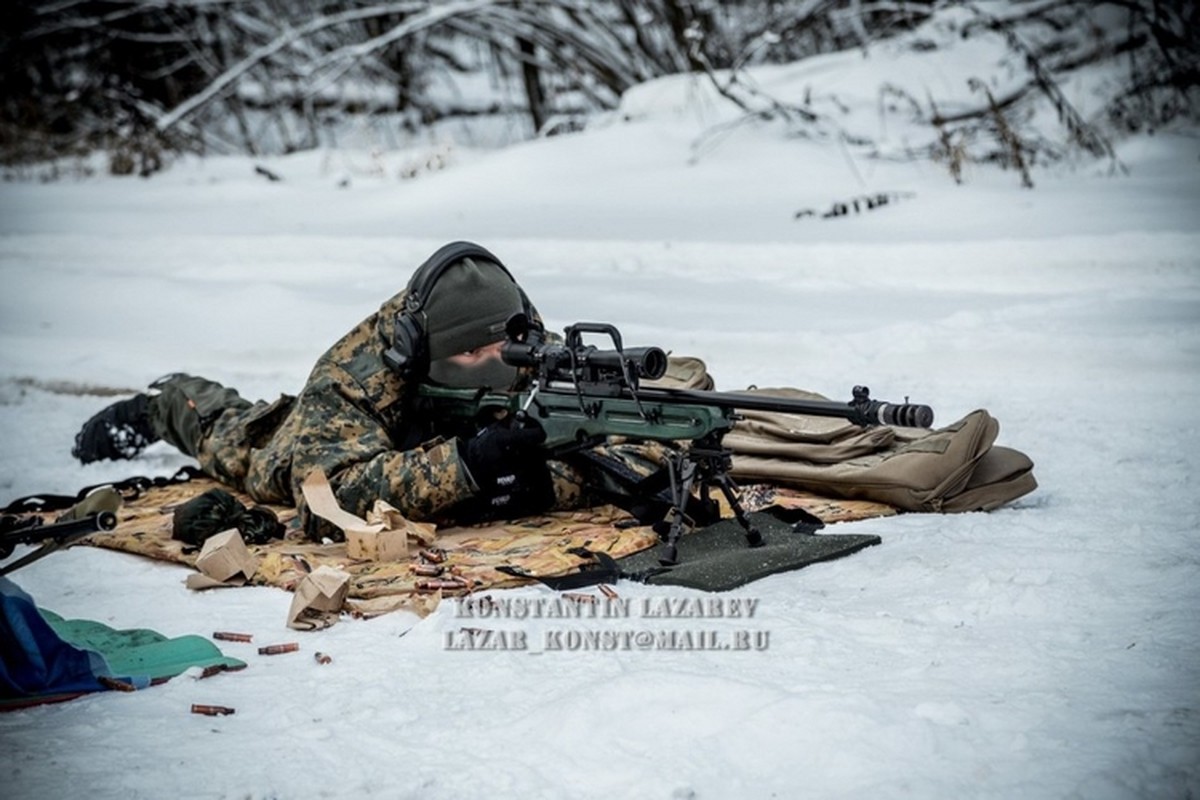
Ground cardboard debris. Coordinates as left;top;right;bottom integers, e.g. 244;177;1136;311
186;529;258;590
300;469;437;561
286;565;350;630
347;525;407;562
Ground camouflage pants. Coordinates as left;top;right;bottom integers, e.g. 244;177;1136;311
147;374;296;505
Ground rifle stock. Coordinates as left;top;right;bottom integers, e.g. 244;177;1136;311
417;383;733;454
417;381;933;454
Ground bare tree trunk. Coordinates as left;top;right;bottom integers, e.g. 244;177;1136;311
517;34;547;133
661;0;706;71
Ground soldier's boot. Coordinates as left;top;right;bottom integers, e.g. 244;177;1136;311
72;393;159;464
71;373;252;465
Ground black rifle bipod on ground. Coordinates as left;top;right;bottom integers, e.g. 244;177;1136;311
658;433;763;566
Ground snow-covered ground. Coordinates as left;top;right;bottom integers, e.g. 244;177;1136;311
2;21;1198;799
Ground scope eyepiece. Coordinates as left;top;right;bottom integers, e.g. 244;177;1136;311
500;341;551;369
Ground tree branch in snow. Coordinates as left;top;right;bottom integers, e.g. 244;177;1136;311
153;1;458;133
963;1;1126;172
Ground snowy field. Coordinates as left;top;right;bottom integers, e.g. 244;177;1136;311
2;34;1199;800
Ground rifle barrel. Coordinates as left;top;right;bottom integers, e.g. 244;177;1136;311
630;386;934;428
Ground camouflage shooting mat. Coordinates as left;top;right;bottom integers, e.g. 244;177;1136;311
50;473;897;617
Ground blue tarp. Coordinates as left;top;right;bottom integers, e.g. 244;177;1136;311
0;576;243;708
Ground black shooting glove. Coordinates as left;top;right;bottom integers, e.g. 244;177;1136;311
457;418;554;522
460;417;545;486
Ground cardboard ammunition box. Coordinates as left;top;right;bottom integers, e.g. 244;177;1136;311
346;527;408;562
287;565;351;630
188;529;258;588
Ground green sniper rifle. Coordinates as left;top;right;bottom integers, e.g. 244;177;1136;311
421;321;934;565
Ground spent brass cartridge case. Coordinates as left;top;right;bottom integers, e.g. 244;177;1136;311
212;631;253;642
416;578;467;592
98;676;136;692
191;704;235;716
257;642;299;656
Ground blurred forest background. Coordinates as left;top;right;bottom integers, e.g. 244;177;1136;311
1;0;1196;177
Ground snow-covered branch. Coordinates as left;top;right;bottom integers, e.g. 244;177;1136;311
154;1;438;132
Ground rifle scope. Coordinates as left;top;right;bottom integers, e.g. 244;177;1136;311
502;322;668;383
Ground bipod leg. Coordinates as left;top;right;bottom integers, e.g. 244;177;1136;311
713;473;763;549
659;454;697;566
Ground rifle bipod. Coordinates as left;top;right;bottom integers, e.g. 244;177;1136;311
658;441;762;566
